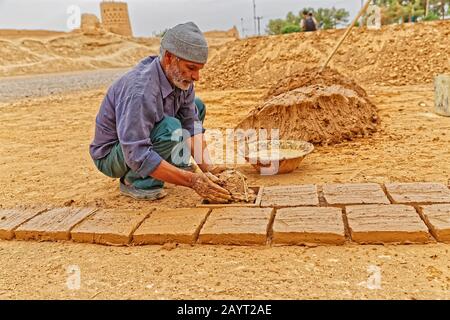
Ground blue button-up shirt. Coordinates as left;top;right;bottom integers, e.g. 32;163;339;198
89;56;203;178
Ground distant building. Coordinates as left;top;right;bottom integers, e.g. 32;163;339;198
100;1;133;37
80;14;104;35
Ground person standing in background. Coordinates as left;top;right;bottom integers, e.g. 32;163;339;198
301;10;318;32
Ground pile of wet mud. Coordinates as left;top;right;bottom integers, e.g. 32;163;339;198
237;68;379;145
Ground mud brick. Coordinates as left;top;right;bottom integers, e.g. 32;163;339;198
385;183;450;204
15;207;96;241
71;209;150;245
260;185;319;208
420;204;450;243
0;207;47;240
198;207;273;245
346;204;432;244
132;208;210;245
323;183;389;205
273;207;345;245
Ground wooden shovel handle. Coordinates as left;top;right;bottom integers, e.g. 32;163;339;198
320;0;372;72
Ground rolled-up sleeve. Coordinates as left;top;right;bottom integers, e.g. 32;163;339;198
116;93;163;178
177;86;205;137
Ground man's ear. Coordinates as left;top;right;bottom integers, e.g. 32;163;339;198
165;51;174;64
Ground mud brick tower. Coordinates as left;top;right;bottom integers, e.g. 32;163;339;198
100;1;133;37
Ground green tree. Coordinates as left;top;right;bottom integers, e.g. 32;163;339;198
333;8;350;27
402;0;425;22
315;8;334;29
311;7;349;29
281;24;301;34
422;11;440;20
377;0;448;24
266;19;287;35
379;0;404;24
427;0;449;18
286;11;300;25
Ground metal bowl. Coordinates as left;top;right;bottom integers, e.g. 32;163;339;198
240;140;314;175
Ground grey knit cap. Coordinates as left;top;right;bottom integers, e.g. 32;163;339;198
160;22;209;64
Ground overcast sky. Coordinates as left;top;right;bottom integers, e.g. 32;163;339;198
0;0;362;37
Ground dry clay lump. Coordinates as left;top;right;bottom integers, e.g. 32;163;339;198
237;68;379;145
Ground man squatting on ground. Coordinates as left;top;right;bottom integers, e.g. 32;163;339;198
89;22;231;203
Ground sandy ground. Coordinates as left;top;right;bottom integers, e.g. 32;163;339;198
0;74;449;299
1;241;449;300
0;83;449;210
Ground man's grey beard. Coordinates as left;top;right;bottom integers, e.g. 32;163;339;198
168;63;193;91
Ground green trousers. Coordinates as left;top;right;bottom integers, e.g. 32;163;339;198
94;97;206;190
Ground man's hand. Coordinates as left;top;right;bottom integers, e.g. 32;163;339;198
191;172;231;204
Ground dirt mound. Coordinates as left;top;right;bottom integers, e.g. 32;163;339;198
237;83;379;145
0;29;66;39
199;20;450;90
0;29;237;77
265;67;369;100
0;32;160;77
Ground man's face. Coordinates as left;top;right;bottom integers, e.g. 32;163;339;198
166;53;205;90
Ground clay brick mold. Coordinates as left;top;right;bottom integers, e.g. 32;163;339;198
71;209;151;245
346;204;432;244
14;207;96;241
323;183;390;205
272;207;346;245
385;183;450;204
260;185;319;208
419;204;450;243
198;207;273;245
132;208;210;245
0;207;47;240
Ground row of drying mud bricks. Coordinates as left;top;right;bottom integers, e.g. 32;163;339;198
1;183;450;246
